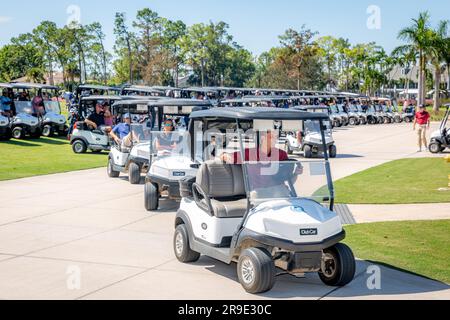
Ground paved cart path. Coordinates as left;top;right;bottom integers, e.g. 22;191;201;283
0;123;449;300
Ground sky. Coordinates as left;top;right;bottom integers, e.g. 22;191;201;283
0;0;449;56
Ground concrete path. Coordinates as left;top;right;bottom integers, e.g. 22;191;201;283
0;122;449;300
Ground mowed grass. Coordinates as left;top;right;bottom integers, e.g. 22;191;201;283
334;158;450;204
344;220;450;284
0;137;107;181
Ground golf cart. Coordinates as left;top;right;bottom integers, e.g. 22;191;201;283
69;95;123;154
107;99;160;184
173;107;355;293
284;105;337;158
429;104;450;154
402;105;416;123
221;96;292;109
0;83;13;140
329;104;344;127
144;99;213;211
121;85;166;97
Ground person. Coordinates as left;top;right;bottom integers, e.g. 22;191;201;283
110;113;131;146
103;105;114;128
85;102;106;130
0;89;12;116
221;130;289;164
18;91;29;101
31;94;45;116
156;119;177;151
413;104;431;152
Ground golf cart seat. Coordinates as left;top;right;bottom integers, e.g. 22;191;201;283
194;160;248;218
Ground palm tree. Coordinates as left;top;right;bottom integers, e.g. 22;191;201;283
395;12;434;105
429;20;449;112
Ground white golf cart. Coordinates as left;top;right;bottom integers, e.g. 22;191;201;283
69;95;123;154
144;99;213;211
173;107;355;294
107;99;161;184
285;106;337;158
0;83;13;140
429;104;450;154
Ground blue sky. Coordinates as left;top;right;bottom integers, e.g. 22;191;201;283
1;0;449;56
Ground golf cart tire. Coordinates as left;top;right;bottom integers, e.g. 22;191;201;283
174;224;200;263
12;127;24;140
329;145;337;158
107;158;120;178
349;118;357;126
72;140;87;154
237;248;276;294
304;145;313;158
42;125;53;137
429;142;442;154
404;117;412;123
319;243;356;287
145;181;159;211
128;162;141;185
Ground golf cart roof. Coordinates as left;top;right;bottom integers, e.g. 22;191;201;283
122;85;165;94
294;106;330;111
221;97;291;104
190;107;329;121
148;99;213;107
80;95;124;101
10;82;59;90
291;95;336;100
182;87;219;93
0;83;13;88
151;86;178;91
78;84;112;91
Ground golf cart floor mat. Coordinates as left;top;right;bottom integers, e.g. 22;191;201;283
334;204;357;225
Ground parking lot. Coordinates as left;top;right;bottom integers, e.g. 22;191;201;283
0;122;449;300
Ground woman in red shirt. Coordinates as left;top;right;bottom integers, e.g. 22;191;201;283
413;105;431;152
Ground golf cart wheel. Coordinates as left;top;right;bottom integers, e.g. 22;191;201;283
237;248;276;294
128;162;141;185
329;145;337;158
145;181;159;211
319;243;356;287
72;140;87;154
404;117;412;123
12;127;24;140
429;142;442;154
303;145;313;158
174;224;200;263
349;118;357;126
42;125;53;137
107;158;120;178
395;117;402;123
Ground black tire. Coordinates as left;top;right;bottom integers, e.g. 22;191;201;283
303;145;312;158
145;181;159;211
394;116;402;124
319;243;356;287
107;158;120;178
72;140;87;154
329;145;337;158
174;224;200;263
42;125;53;137
128;162;141;185
349;118;357;126
429;142;442;154
404;117;412;123
12;127;24;140
237;248;276;294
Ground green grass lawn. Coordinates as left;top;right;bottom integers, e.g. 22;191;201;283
0;137;107;181
334;158;450;204
344;220;450;284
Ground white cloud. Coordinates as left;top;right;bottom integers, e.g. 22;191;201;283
0;16;13;24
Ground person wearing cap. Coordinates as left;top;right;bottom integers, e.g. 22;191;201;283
85;102;106;130
156;119;177;152
413;104;431;152
110;113;131;145
0;89;12;116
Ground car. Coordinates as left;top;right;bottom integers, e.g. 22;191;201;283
429;104;450;154
107;98;162;184
144;99;213;211
69;95;124;154
173;107;356;293
285;105;337;158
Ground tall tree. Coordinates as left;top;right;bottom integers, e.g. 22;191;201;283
114;12;135;84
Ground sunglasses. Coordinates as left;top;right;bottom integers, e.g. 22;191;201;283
164;123;173;127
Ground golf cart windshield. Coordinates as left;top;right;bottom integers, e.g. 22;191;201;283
44;101;61;114
338;105;346;113
304;119;332;134
244;160;331;206
14;101;33;114
349;105;358;112
330;105;339;113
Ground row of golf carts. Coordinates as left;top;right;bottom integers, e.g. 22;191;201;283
0;83;68;140
83;96;354;294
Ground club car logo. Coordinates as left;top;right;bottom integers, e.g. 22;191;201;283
173;171;186;177
300;228;318;236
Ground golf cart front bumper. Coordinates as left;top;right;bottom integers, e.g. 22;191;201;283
235;229;346;272
44;122;68;133
146;174;181;199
